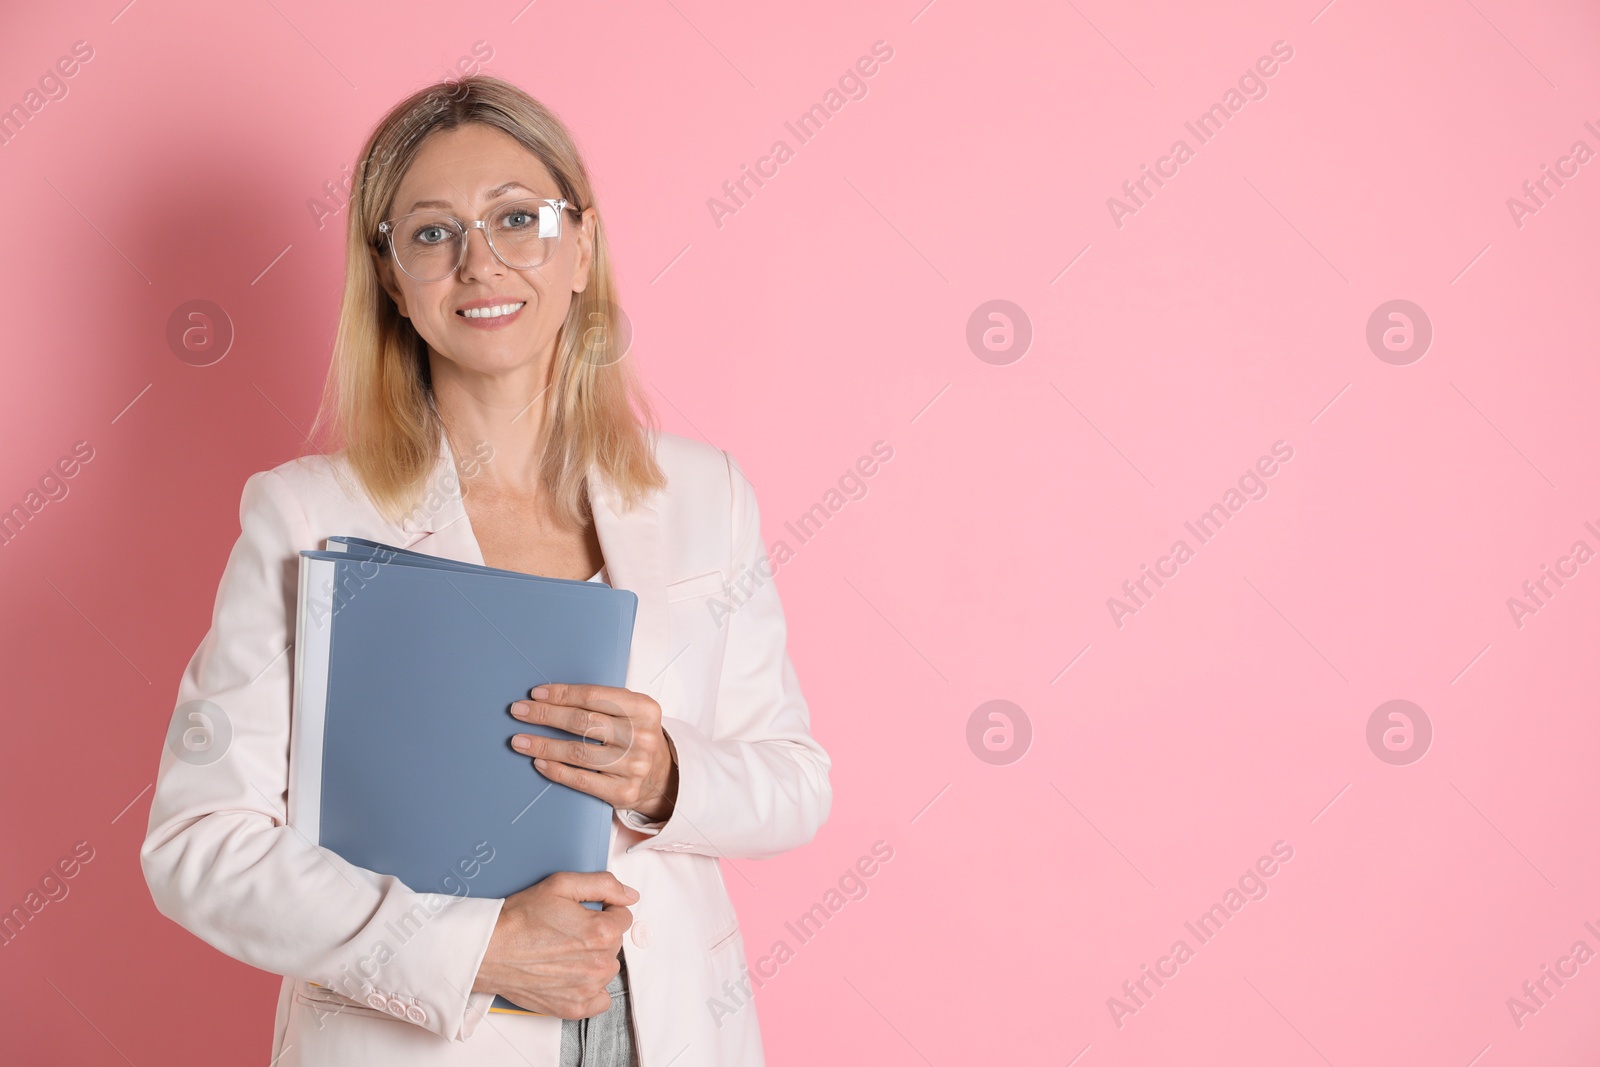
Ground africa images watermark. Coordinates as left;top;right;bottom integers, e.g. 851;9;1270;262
1505;918;1600;1030
307;41;495;232
1106;39;1296;229
1107;839;1295;1028
707;839;896;1028
304;839;497;1027
0;39;95;151
0;840;97;949
0;439;96;550
706;441;894;628
1504;118;1600;231
706;40;895;229
305;438;497;631
397;437;496;535
1106;440;1295;628
167;439;501;768
1504;519;1599;630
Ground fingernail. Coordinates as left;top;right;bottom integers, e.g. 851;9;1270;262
532;686;550;700
534;758;549;769
513;736;531;751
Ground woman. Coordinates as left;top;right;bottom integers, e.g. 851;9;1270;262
140;74;831;1066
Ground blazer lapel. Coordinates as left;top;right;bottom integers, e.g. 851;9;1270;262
390;430;478;564
588;470;670;701
387;427;671;703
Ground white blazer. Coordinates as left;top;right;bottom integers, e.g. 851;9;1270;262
140;428;832;1066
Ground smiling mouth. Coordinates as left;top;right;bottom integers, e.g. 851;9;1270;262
457;301;526;319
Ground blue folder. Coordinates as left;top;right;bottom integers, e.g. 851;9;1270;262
288;539;637;1015
325;535;596;586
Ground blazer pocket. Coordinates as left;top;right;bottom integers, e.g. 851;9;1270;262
705;917;746;996
666;570;725;603
708;917;742;956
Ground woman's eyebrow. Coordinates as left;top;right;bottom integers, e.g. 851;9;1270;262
406;180;538;212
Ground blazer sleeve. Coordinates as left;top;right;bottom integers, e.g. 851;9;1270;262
628;450;833;860
139;469;504;1041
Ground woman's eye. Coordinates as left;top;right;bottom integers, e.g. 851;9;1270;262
501;210;534;229
415;225;450;244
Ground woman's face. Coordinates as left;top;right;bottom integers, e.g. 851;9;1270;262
375;122;596;382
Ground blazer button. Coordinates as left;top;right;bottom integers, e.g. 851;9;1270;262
386;999;408;1018
366;993;389;1011
405;1004;427;1024
631;920;653;948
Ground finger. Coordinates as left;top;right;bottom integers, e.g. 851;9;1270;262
535;685;655;728
535;732;645;776
577;991;615;1021
530;682;612;709
515;734;617;769
595;905;634;938
537;700;617;742
513;701;617;743
533;756;628;806
545;870;639;907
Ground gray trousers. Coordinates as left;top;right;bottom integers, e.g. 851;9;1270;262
558;955;636;1067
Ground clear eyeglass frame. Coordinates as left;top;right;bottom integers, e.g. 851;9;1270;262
376;197;578;282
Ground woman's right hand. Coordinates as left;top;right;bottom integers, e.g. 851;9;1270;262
471;871;638;1019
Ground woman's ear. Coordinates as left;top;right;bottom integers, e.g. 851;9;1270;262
570;207;597;295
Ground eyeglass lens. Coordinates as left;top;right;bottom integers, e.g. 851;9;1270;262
391;199;562;280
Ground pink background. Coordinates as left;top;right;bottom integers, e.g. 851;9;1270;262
3;0;1599;1062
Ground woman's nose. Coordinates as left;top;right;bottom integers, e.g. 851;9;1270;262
458;225;505;278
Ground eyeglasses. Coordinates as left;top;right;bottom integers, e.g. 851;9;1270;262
376;197;577;282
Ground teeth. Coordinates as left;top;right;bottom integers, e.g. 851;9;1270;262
460;302;525;318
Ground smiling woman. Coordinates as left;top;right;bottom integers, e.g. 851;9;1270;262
140;74;831;1067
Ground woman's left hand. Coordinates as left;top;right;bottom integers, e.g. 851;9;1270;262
511;684;679;821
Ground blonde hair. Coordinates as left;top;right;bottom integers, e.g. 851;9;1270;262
303;74;666;529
